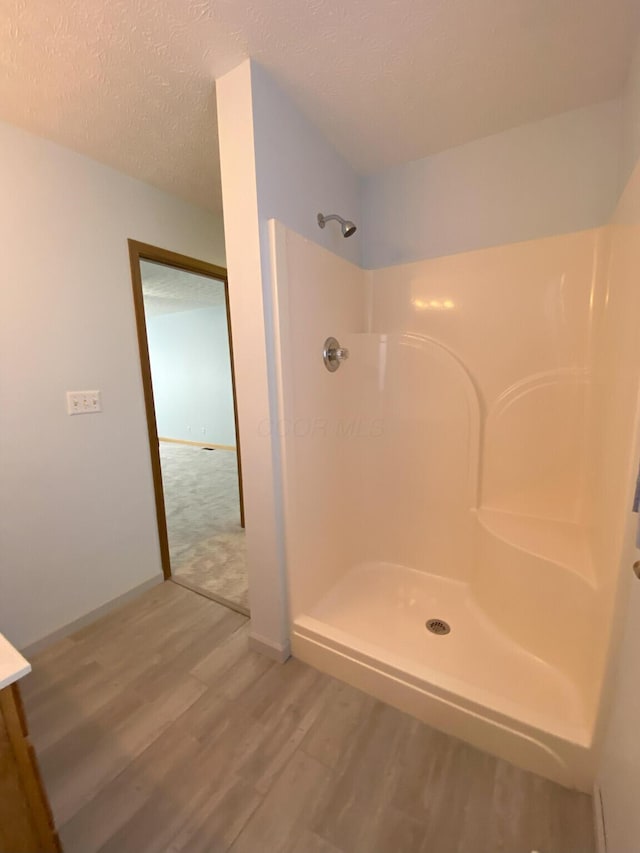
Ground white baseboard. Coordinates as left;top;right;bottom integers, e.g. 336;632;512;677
249;631;291;663
593;785;607;853
21;575;164;657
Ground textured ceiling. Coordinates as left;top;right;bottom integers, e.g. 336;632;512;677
2;0;639;213
141;260;226;315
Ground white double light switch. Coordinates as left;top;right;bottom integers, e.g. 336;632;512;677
67;390;102;415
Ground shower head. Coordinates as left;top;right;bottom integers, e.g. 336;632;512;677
317;212;357;238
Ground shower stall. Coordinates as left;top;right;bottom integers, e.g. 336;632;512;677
268;197;640;791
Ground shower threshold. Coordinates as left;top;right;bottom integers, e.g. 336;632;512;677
292;562;594;791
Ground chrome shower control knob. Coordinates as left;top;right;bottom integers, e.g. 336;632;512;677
323;337;349;372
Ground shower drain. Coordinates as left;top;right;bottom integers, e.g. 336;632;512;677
426;618;451;635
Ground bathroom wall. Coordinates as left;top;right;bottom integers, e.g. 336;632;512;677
216;59;362;654
598;577;640;852
146;305;236;447
619;37;640;192
251;63;362;268
0;119;225;650
590;46;640;837
593;89;640;848
362;99;621;268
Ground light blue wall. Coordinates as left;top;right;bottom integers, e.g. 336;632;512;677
362;99;623;268
146;306;236;446
620;34;640;194
0;117;226;650
251;61;362;268
245;62;625;273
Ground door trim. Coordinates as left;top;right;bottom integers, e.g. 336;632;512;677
127;239;245;582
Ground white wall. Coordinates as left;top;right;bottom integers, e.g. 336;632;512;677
362;99;622;268
594;37;640;847
0;120;225;649
216;59;362;656
146;305;236;447
251;63;362;268
598;577;640;852
619;34;640;193
593;160;640;848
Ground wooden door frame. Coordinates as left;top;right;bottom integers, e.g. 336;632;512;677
128;239;245;581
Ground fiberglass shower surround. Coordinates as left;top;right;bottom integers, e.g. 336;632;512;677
270;219;618;792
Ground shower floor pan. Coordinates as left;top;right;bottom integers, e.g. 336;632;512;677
292;562;594;790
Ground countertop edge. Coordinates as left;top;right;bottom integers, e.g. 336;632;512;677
0;633;32;691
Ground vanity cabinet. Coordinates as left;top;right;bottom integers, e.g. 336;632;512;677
0;680;61;852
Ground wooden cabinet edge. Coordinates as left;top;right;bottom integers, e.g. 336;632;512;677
0;683;62;852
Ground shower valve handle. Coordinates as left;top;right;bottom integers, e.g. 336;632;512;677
323;337;349;372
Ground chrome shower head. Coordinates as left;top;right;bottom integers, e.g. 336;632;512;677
317;212;357;238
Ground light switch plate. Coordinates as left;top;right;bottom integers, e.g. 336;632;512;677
67;390;102;415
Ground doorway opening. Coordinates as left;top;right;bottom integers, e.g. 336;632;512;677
128;240;248;616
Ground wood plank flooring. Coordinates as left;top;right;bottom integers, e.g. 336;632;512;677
20;582;595;853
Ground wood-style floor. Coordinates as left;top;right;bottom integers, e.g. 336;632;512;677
21;582;595;853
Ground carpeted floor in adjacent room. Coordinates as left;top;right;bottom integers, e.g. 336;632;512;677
159;441;248;611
